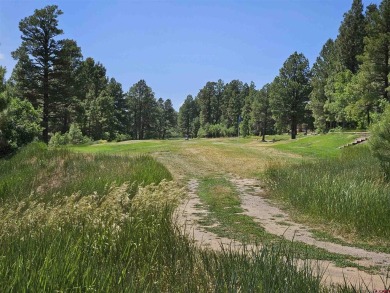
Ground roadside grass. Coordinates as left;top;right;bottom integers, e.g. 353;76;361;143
310;229;390;254
265;145;390;243
0;142;335;292
196;177;365;271
65;134;390;287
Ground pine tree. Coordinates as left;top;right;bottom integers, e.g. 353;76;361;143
308;39;338;132
359;1;390;102
336;0;365;73
270;52;311;139
11;5;64;143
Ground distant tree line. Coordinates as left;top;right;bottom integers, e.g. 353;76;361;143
1;0;390;154
181;0;390;139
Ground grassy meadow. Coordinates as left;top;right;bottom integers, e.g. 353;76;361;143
1;134;388;292
0;142;332;292
70;134;390;245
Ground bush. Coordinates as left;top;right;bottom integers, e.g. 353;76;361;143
0;97;41;155
115;133;131;142
49;124;91;147
328;126;343;133
197;125;209;138
370;106;390;179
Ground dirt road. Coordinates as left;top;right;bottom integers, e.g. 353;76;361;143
175;177;390;290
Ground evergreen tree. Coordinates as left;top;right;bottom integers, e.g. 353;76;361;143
324;70;354;127
178;95;199;138
162;99;177;139
51;39;82;134
251;84;273;141
213;79;225;124
197;81;216;128
240;82;256;137
270;52;311;139
336;0;365;73
126;80;157;140
225;80;246;135
308;39;338;132
11;5;64;143
75;57;108;136
359;1;390;103
107;78;127;135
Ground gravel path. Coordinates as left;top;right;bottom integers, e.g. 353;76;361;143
175;178;390;290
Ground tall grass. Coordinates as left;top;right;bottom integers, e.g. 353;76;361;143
0;207;328;292
0;142;171;202
265;145;390;240
0;143;357;292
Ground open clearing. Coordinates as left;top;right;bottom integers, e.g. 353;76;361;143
72;134;390;290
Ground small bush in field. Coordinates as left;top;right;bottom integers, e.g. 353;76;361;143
49;123;91;147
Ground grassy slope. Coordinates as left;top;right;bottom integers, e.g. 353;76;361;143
271;133;360;158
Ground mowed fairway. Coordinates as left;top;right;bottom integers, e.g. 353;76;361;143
71;133;358;178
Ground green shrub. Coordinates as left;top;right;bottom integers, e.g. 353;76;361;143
49;124;91;147
0;97;41;155
197;125;208;138
115;133;131;142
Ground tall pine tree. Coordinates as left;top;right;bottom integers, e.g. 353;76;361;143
12;5;64;143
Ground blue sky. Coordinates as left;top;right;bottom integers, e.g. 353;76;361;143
0;0;381;109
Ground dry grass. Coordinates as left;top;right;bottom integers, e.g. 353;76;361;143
159;141;292;179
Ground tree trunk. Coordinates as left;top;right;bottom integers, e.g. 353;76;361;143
262;120;267;142
42;94;49;143
384;43;389;102
43;60;49;143
291;117;297;139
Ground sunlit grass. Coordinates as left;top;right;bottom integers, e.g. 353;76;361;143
270;133;360;158
265;145;390;241
0;142;171;202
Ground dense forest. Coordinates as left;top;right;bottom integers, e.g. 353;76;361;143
0;0;389;154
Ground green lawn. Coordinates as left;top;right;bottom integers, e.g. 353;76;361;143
270;133;360;158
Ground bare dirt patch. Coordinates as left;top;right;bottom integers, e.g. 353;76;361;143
175;179;249;251
175;177;390;290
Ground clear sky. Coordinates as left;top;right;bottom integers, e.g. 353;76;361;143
0;0;381;110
